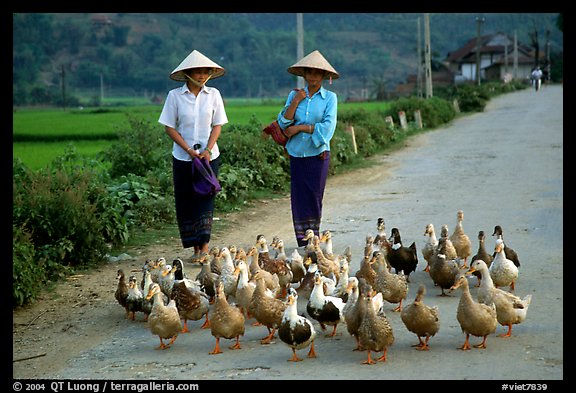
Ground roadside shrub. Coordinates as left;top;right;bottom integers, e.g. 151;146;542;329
329;128;357;173
13;224;45;307
106;173;175;229
216;164;257;209
220;121;290;192
99;114;171;178
456;84;490;112
386;96;456;129
13;166;109;268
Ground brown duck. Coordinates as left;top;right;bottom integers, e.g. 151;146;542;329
208;281;245;355
400;284;440;350
249;270;287;344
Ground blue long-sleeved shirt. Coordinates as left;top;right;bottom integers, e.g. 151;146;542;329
277;86;338;157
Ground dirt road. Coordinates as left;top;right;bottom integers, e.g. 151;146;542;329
12;85;563;383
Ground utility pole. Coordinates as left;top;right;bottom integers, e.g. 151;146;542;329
424;13;433;98
475;15;485;86
504;42;509;74
545;29;551;84
416;16;423;98
61;64;67;110
513;30;518;79
100;72;104;105
296;13;305;88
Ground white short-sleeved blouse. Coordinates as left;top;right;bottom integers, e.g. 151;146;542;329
158;84;228;161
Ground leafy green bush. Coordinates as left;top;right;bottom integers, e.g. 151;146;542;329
219;121;291;192
386;96;456;129
98;115;172;178
13;164;109;269
13;224;47;307
106;173;175;229
454;84;489;112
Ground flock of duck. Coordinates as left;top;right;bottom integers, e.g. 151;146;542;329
114;210;531;365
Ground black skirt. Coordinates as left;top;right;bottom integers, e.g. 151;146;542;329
172;156;221;248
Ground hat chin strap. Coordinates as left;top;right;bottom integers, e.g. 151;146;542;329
185;73;212;88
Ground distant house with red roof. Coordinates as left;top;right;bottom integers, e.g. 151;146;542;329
444;32;540;83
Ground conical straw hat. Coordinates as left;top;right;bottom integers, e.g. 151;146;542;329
170;50;225;81
287;50;339;80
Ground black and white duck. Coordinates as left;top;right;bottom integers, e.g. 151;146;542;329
306;272;345;337
492;225;520;268
278;288;317;362
385;227;418;282
470;231;494;287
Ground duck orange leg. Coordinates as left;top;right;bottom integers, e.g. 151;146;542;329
459;334;472;350
392;299;403;312
229;335;242;350
209;337;223;355
473;335;489;349
288;348;303;362
375;347;388;362
156;337;168;350
156;335;177;350
412;336;426;350
307;341;317;358
181;320;189;333
166;335;178;347
498;324;513;337
362;350;376;365
325;324;338;337
416;336;431;351
261;328;276;344
200;313;211;329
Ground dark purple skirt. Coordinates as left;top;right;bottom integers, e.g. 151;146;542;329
290;151;330;247
172;156;221;248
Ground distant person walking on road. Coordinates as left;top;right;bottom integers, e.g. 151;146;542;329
276;50;339;247
531;66;543;91
158;50;228;262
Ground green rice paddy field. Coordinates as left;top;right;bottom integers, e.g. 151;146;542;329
13;100;389;170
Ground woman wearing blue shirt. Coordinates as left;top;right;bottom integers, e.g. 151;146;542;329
277;50;339;247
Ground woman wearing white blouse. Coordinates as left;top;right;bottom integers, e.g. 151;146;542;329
158;50;228;262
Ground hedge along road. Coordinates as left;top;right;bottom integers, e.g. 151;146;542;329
17;84;563;383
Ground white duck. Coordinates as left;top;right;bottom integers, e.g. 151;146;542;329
489;238;519;291
373;217;390;254
319;229;335;259
233;259;257;319
331;257;350;302
439;224;458;261
421;223;438;272
468;259;531;337
288;248;306;284
218;247;239;299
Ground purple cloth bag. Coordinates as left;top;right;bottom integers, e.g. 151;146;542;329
191;157;221;197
